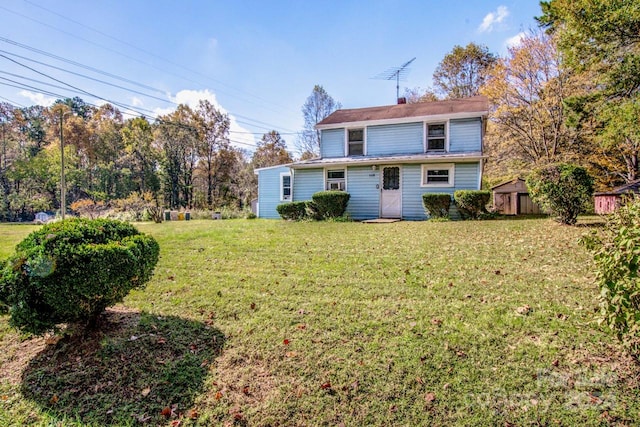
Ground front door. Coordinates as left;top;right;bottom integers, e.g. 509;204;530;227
380;166;401;218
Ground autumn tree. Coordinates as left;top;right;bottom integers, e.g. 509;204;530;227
433;43;497;99
155;105;199;209
252;131;293;169
297;85;341;158
402;87;439;104
538;0;640;185
480;31;580;181
121;116;160;197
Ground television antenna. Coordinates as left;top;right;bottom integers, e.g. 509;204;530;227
372;57;416;101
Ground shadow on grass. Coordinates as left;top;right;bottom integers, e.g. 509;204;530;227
20;308;225;425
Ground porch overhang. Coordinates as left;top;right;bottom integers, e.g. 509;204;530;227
289;152;485;170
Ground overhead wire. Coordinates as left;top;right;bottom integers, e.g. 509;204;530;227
1;4;299;117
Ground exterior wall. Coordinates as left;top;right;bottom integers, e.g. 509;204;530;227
367;122;423;156
320;128;345;158
292;168;324;201
595;195;620;214
401;162;480;220
256;165;291;219
449;118;482;153
345;166;380;219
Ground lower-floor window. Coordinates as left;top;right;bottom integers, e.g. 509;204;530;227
280;173;291;201
326;169;346;191
421;163;455;187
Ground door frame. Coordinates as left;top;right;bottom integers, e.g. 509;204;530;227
379;165;402;218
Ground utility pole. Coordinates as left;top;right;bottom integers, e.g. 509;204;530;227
59;109;69;220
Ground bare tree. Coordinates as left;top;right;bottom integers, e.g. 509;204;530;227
296;85;341;158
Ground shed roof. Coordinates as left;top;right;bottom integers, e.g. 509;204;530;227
315;96;488;128
491;177;526;191
595;179;640;196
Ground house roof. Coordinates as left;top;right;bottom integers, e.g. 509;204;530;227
290;152;484;169
595;179;640;196
315;96;489;129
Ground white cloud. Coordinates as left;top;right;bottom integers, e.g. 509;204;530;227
131;96;144;107
478;5;509;33
18;90;56;106
154;89;257;149
505;32;526;48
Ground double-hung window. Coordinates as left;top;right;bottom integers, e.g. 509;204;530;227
347;128;364;156
326;169;346;191
280;173;292;201
426;123;446;151
421;164;455;187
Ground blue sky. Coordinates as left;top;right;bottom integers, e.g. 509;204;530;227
0;0;542;152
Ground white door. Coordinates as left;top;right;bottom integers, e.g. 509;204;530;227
380;166;401;218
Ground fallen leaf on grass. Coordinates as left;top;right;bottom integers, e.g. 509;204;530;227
285;351;298;358
516;305;532;315
161;407;172;418
141;387;151;397
425;392;436;403
283;339;290;345
320;382;332;390
170;421;181;427
250;302;256;310
188;409;199;419
50;394;58;404
214;391;223;400
157;337;166;344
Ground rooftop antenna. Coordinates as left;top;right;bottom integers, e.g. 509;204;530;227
372;57;416;102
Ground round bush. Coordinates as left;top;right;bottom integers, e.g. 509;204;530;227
0;218;159;335
422;193;452;219
454;190;491;219
276;201;308;220
311;191;350;219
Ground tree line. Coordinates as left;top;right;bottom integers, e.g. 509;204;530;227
0;97;292;221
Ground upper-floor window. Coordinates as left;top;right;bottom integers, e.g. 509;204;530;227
280;173;292;201
426;123;446;151
348;128;364;156
326;169;346;191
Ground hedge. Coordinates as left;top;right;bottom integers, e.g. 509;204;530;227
454;190;490;219
422;193;452;219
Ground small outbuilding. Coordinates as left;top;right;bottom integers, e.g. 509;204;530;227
491;178;542;215
594;179;640;214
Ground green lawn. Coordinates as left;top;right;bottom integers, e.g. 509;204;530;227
0;218;637;426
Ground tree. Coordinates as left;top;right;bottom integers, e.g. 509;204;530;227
526;163;593;225
120;116;160;197
480;31;581;180
155;105;199;209
296;85;341;158
251;131;293;169
433;43;497;99
402;87;439;104
194;100;231;209
538;0;640;185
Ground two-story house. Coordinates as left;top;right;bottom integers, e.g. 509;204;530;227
255;96;488;220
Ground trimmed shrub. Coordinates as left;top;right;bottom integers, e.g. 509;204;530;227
422;193;451;219
311;191;350;219
276;201;308;220
454;190;491;219
581;197;640;358
0;218;159;335
526;163;593;225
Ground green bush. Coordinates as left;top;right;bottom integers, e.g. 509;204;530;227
311;191;350;219
276;201;308;220
581;197;640;358
526;163;593;225
422;193;452;219
0;218;159;335
454;190;491;219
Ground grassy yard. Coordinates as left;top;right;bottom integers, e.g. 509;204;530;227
0;218;637;426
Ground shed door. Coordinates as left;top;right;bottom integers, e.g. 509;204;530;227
380;166;401;218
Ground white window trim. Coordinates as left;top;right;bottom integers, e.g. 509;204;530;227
421;163;455;187
280;172;292;201
344;127;366;156
424;120;449;152
325;167;347;191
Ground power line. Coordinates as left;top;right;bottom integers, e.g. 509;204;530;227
0;37;298;133
2;4;298;117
